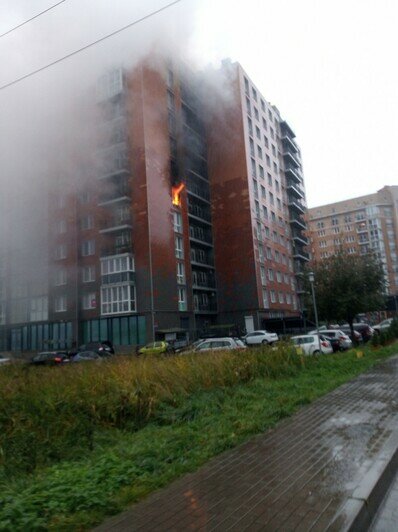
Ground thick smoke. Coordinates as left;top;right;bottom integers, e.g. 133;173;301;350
0;0;210;331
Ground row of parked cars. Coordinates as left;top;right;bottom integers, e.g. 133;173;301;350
30;342;115;366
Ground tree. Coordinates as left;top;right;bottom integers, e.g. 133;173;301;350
305;252;386;339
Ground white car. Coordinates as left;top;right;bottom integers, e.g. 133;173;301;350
373;318;393;333
244;330;279;346
0;354;11;365
194;337;247;352
309;329;352;350
291;334;333;355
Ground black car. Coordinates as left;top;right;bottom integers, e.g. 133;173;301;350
320;334;340;353
78;342;115;356
72;351;102;362
31;351;69;366
352;323;374;343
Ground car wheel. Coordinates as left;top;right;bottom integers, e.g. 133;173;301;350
262;339;268;345
313;350;320;355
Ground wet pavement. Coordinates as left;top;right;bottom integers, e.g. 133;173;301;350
95;355;398;531
370;471;398;531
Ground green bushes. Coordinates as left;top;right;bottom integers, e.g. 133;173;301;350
0;343;300;476
371;317;398;347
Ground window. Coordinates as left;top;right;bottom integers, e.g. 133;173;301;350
173;211;182;233
82;265;96;283
249;138;255;156
268;173;272;186
257;145;263;159
257;221;262;239
178;287;187;311
262;289;269;308
81;215;93;230
261;100;266;111
175;236;184;259
318;230;326;236
262;117;267;130
101;255;134;275
254;107;259;120
276;271;282;283
258;245;264;262
266;154;271;167
272;145;276;157
275;180;280;193
268;268;274;281
270;290;276;303
101;284;136;314
177;262;185;284
270;127;275;139
273;162;278;173
82;293;96;310
320;241;327;248
255;126;260;139
252;87;257;101
331;217;339;226
251;158;256;176
263;205;268;219
56;219;67;234
332;227;340;234
30;296;48;322
345;225;352;231
55;244;67;260
259;165;264;178
253;179;259;198
260;266;266;285
278;292;284;303
255;200;260;218
248;117;253;136
277;198;281;210
55;268;67;286
246;97;251;115
270;193;274;206
286;293;291;304
261;185;266;199
54;295;67;312
81;240;95;256
244;77;249;93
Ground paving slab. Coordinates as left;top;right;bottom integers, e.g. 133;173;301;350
95;355;398;532
369;470;398;531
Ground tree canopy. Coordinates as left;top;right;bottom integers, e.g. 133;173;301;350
305;252;386;327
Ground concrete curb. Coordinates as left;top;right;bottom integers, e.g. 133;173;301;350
328;429;398;531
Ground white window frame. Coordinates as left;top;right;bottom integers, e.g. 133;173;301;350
101;284;136;315
178;287;187;311
175;236;184;259
82;292;97;310
82;265;96;283
54;295;67;313
177;262;185;284
82;240;95;257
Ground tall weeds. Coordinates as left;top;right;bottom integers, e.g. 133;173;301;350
0;344;301;475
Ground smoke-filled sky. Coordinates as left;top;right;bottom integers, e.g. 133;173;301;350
1;0;397;208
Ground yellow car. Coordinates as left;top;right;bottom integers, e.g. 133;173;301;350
138;341;173;356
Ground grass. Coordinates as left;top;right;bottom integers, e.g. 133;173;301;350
0;342;397;531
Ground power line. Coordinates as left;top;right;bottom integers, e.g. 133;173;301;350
0;0;67;39
0;0;183;92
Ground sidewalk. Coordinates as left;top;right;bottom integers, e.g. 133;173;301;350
95;355;398;531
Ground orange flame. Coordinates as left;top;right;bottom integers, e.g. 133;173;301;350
172;183;185;206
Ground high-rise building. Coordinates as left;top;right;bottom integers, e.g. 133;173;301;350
0;57;309;352
307;186;398;298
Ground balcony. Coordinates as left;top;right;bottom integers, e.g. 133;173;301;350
280;120;296;139
98;187;131;206
101;244;132;257
287;183;304;199
188;203;212;224
194;302;217;313
281;135;298;153
98;167;130;181
283;151;301;168
284;166;301;184
186;184;210;203
292;233;309;246
290;215;307;230
99;217;132;234
288;199;306;215
189;234;213;247
293;250;310;262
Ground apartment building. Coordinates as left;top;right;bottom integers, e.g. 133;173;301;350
307;186;398;297
0;56;309;352
206;60;309;331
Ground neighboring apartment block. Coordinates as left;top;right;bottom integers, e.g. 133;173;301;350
307;186;398;297
0;56;309;352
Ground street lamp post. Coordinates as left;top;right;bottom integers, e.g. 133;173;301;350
308;271;321;353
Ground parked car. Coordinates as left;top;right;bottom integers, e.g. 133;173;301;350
194;337;246;352
0;354;11;365
373;318;394;333
291;335;333;355
138;341;174;356
310;329;352;350
71;351;102;362
244;330;279;346
30;351;69;366
78;342;114;356
338;326;363;343
320;334;340;353
352;323;375;342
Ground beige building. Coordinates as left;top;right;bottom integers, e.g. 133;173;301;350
307;186;398;297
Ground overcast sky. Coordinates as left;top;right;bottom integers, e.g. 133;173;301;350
1;0;397;208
